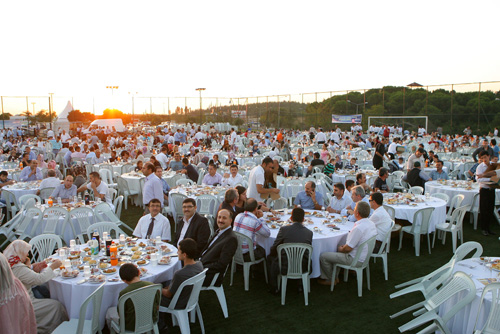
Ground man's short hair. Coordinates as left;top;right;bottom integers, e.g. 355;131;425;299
182;198;196;206
119;263;140;282
334;183;345;192
291;207;305;223
313;152;320;159
148;198;161;207
208;163;216;169
182;157;189;164
306;181;316;189
224;188;239;204
414;161;421;168
479;150;490;158
144;162;155;172
244;198;258;212
0;171;7;177
262;157;273;165
379;167;388;177
371;192;384;206
352;185;365;198
356;173;365;182
155;166;163;172
230;164;238;170
47;170;56;177
345;179;355;189
355;201;371;218
179;238;198;259
436;160;444;165
89;171;101;179
417;147;425;154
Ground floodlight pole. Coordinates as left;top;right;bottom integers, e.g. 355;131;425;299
347;100;368;115
196;88;206;124
48;93;54;130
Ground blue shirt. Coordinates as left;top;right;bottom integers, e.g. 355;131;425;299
429;170;449;180
160;178;170;195
493;145;500;158
293;190;325;209
19;166;43;181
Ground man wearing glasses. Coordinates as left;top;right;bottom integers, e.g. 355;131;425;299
173;198;211;256
133;199;171;242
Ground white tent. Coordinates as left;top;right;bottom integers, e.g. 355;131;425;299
54;100;72;135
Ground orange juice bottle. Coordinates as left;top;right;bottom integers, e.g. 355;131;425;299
19;162;23;169
110;244;118;266
48;197;53;207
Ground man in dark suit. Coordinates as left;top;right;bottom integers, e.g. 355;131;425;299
217;188;244;227
267;207;313;295
200;209;238;286
174;198;211;257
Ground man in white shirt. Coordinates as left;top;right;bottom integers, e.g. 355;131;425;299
194;130;205;141
77;171;113;209
330;130;340;144
142;162;164;211
230;128;237;145
315;128;327;145
318;201;377;285
37;170;61;195
133;198;171;241
327;183;353;214
247;157;279;200
475;150;498;236
60;130;71;143
221;164;243;187
406;147;425;170
341;185;370;221
155;147;169;170
369;192;393;252
387;138;398;160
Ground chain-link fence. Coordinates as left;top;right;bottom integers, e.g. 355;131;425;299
1;81;499;134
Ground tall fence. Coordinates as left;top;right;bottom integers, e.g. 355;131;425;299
1;81;499;134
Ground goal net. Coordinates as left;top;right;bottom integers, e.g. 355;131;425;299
367;116;428;134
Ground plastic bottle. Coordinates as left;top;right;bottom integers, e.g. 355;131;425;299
90;237;98;255
92;230;100;248
47;197;53;207
105;237;112;257
110;244;117;266
19;162;23;170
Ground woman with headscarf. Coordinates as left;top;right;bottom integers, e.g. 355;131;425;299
3;241;67;334
0;252;37;334
43;160;63;179
36;154;47;169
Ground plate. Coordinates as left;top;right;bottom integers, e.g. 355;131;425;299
88;275;106;283
101;268;118;275
135;260;149;266
158;256;171;265
98;263;111;270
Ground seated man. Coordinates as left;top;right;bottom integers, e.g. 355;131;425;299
155;166;170;206
221;164;243;187
77;171;113;209
318;201;377;286
267;207;313;295
403;161;430;188
174;198;211;256
293;181;326;210
373;167;389;193
356;172;370;194
105;263;160;332
133;199;171;242
306;152;325;176
344;157;357;170
160;238;204;308
369;192;393;253
180;158;199;183
202;163;223;186
19;160;43;182
327;183;353;214
343;180;355;200
37;170;61;196
217;188;244;226
341;185;370;221
429;160;449;181
200;209;238;286
323;158;335;177
233;198;270;261
168;152;184;172
49;175;77;203
0;171;15;190
273;159;286;176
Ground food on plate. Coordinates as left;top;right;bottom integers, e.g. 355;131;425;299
160;245;171;253
136;260;147;265
103;268;117;274
147;249;158;254
99;263;110;269
70;250;81;256
88;260;97;265
139;268;148;277
61;270;79;278
131;247;139;251
138;242;146;247
158;256;171;265
131;254;141;260
133;251;142;256
270;224;277;229
108;277;120;282
82;256;92;262
88;275;106;283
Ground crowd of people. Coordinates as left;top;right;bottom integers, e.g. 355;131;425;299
1;122;499;333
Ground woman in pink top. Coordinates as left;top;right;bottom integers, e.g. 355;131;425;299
320;143;330;164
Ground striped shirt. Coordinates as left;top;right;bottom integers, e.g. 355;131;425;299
233;211;270;253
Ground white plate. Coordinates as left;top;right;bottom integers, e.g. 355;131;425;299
101;268;118;275
135;260;150;266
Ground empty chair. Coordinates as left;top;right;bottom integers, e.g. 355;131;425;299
453;241;483;262
231;231;268;291
18;194;42;207
110;284;162;334
177;178;195;187
270;197;288;210
277;243;312;305
29;234;63;263
70;207;96;243
159;269;208;334
166;174;182;189
42;207;70;237
0;211;24;248
93;202;133;234
99;169;117;188
116;176;140;210
470;192;480;229
195;194;218;219
445;194;464;222
331;236;377;297
2;189;19;221
430;193;449;203
197;169;205;185
87;221;127;240
113;195;124;218
409;186;424;195
433;205;470;252
39;187;56;201
284;179;305;206
473;282;500;334
13;207;43;241
371;221;395;280
398;207;435;256
108;188;118;202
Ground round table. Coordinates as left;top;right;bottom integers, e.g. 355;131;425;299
332;170;378;184
383;194;447;232
438;257;499;333
423;166;449;174
94;163;124;174
2;180;41;203
256;210;353;278
425;181;500;207
48;240;181;330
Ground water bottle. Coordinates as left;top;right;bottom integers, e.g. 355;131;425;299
90;237;99;256
92;230;100;248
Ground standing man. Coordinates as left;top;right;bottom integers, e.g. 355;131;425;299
476;151;497;236
156;147;169;170
133;199;171;241
318;201;377;286
406;147;425;171
142;162;164;211
315;128;327;145
372;137;388;170
247;157;280;201
267;207;313;295
174;198;211;256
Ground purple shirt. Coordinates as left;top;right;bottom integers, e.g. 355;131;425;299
202;172;223;186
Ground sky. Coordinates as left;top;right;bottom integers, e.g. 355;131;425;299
1;0;499;115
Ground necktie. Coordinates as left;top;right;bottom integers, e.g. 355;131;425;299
146;217;155;238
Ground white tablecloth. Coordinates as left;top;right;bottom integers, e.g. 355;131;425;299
384;195;447;232
48;242;181;329
438;258;499;333
93;163;124;175
257;211;353;278
425;181;500;207
331;170;378;184
2;182;40;203
423;166;449;174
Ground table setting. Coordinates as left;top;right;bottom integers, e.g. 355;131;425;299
2;180;42;202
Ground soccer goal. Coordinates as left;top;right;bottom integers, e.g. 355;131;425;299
368;116;428;133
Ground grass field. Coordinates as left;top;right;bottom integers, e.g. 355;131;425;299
117;205;499;334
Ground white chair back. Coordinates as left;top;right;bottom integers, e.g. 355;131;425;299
70;207;95;243
29;234;63;263
473;283;500;334
409;186;423;195
453;241;483;262
195;194;218;217
39;187;56;200
87;221;126;239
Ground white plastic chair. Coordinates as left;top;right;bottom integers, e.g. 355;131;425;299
52;282;106;334
99;169;117;188
277;243;312;305
18;194;42;207
110;284;162;334
398;271;476;334
409;186;424;195
0;210;24;248
445;194;464;223
70;207;96;243
42;207;70;238
433;205;469;252
170;193;188;225
197;169;205;185
453;241;483;262
284;179;305;206
371;221;395;280
195;194;218;219
39;187;56;201
113;195;124;218
331;235;377;297
14;207;43;241
470;192;480;229
473;282;500;334
201;271;228;318
87;221;127;240
108;188;118;202
29;234;63;263
430;193;449;203
159;269;208;334
177;179;195;187
2;189;19;221
116;176;140;210
269;197;288;210
398;207;435;256
165;174;182;189
230;231;268;291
